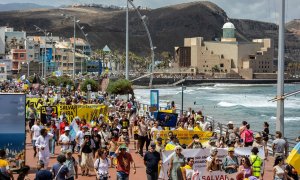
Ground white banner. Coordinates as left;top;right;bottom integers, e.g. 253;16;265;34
69;119;79;141
160;147;264;180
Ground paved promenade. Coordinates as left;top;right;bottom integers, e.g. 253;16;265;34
14;132;275;179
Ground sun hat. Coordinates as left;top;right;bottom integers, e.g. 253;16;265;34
210;147;218;154
82;125;89;129
255;133;262;139
175;145;182;151
228;147;235;152
64;126;70;131
227;121;233;125
251;147;259;154
65;149;72;154
196;121;201;124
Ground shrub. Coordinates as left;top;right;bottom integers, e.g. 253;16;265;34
107;79;133;95
80;79;98;92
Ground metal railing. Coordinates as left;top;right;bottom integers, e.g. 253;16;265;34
138;102;297;154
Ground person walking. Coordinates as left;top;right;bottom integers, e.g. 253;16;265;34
273;156;287;180
115;144;136;180
80;132;95;176
250;147;263;179
27;103;37;129
35;128;53;168
52;155;69;180
181;157;197;180
168;145;185;180
144;142;161;180
31;119;43;158
0;149;13;180
222;147;239;174
59;127;73;154
94;149;111;180
272;131;288;159
35;160;52;180
138;117;148;157
64;150;78;180
237;156;253;179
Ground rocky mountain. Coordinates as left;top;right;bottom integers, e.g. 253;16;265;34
0;1;299;61
0;3;54;12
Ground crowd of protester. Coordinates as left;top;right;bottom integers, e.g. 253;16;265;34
0;80;299;180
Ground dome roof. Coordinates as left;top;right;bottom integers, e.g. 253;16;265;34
222;22;235;29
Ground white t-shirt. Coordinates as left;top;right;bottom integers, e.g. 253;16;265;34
59;134;72;151
76;131;84;146
31;125;43;140
94;158;111;175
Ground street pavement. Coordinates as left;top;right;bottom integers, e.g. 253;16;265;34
14;131;275;179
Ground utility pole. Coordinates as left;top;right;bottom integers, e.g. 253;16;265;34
181;84;186;115
276;0;285;136
73;16;76;79
125;0;129;80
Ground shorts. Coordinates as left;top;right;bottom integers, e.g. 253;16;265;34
109;152;116;157
32;140;36;147
134;134;139;140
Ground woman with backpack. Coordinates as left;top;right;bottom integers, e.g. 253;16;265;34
94;149;111;180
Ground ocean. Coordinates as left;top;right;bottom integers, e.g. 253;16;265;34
134;83;300;140
0;133;25;158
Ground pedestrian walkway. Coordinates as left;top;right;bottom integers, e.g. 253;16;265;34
13;132;147;179
14;132;276;179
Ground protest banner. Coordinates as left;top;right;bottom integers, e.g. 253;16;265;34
156;111;178;127
26;97;65;112
39;104;108;123
77;104;108;122
154;130;213;146
159;147;265;180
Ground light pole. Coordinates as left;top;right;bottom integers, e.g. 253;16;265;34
34;25;49;80
276;0;285;136
125;0;129;80
127;0;155;87
62;14;80;79
181;84;186;115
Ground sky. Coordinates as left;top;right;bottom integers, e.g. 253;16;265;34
0;0;299;23
0;94;25;134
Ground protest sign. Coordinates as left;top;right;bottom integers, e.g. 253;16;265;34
69;119;79;140
159;147;265;180
156;111;178;127
154;130;213;146
39;104;108;123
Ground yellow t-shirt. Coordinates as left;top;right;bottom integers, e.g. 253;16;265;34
177;127;185;131
0;159;9;168
165;143;176;151
193;126;202;131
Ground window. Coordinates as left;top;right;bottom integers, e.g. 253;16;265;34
20;54;25;58
220;63;224;68
221;55;224;59
63;56;67;60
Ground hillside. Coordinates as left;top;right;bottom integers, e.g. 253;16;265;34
0;3;54;12
0;1;299;61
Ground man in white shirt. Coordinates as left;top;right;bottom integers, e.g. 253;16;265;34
31;119;43;158
76;126;88;152
199;116;209;131
59;126;72;153
35;128;53;168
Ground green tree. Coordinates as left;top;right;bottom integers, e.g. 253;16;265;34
107;79;133;95
80;79;98;92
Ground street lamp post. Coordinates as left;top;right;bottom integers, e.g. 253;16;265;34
62;14;79;79
127;0;155;87
34;25;49;80
125;0;129;80
181;84;186;115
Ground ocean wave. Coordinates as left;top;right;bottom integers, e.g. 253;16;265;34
196;87;216;90
214;83;275;88
217;101;238;107
270;116;300;121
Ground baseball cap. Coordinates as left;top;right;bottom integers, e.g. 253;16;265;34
64;126;70;131
82;125;89;129
119;144;127;149
157;137;163;142
196;121;201;124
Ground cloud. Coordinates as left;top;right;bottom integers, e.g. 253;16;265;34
0;0;299;23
